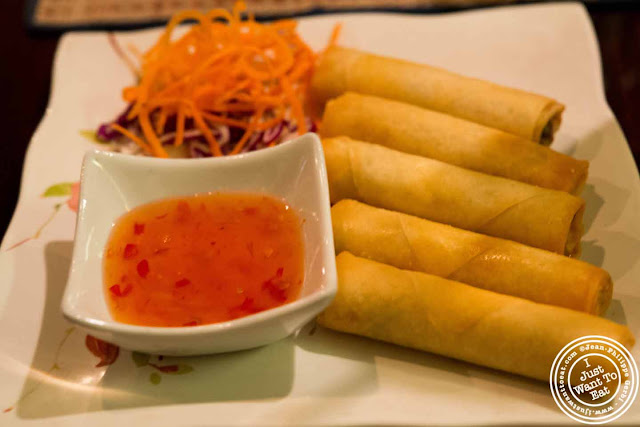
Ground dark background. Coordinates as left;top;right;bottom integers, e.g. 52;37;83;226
1;1;639;239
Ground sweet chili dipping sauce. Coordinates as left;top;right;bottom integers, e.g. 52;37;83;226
103;193;304;327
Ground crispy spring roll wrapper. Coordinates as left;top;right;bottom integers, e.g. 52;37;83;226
332;200;612;314
323;137;584;256
321;93;588;194
311;46;565;145
317;253;635;381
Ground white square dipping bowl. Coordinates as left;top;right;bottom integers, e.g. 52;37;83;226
61;133;337;356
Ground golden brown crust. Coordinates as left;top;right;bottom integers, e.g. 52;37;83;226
311;46;565;144
332;200;611;314
321;93;587;194
317;253;634;381
323;136;584;255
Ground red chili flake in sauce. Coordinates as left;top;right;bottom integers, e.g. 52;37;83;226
176;202;191;221
175;278;191;288
123;244;138;259
109;284;132;297
137;260;149;278
103;193;304;327
262;268;288;302
239;297;260;313
134;223;145;235
229;297;262;319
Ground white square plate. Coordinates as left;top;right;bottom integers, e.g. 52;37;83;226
1;2;639;425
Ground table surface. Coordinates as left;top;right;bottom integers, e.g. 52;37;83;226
1;1;639;239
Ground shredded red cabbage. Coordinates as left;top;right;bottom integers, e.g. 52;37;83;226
97;104;316;158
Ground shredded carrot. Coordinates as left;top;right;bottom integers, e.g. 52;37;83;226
231;106;263;154
175;105;186;146
256;109;286;130
328;23;343;47
200;112;250;128
110;124;153;154
191;106;222;156
107;33;141;80
138;108;169;158
155;108;168;134
112;0;321;157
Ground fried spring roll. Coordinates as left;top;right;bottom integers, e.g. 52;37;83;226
321;93;587;194
332;200;611;314
311;46;565;145
323;137;584;256
317;253;634;381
